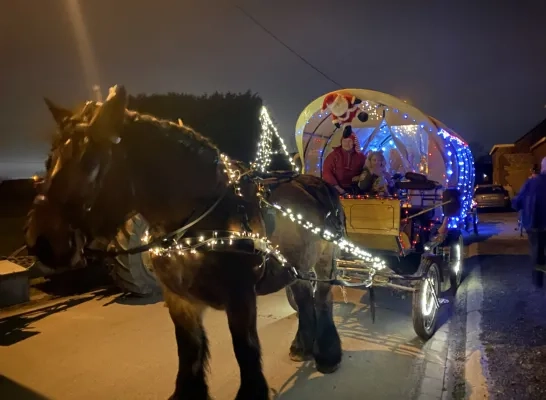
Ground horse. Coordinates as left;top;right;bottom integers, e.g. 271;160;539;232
24;85;342;399
259;173;344;372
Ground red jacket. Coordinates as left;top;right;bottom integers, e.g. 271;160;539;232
322;147;366;188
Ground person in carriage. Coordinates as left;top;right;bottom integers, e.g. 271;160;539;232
356;150;394;196
322;129;366;195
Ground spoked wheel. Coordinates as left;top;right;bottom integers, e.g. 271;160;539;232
449;234;464;293
286;270;317;313
412;261;441;341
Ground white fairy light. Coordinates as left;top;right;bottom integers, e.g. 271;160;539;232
148;230;288;266
220;153;243;197
144;104;387;281
253;106;299;173
256;193;386;269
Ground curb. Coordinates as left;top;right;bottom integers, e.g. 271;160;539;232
417;234;528;400
463;260;489;399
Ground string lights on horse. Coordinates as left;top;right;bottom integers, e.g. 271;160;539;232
149;150;388;270
131;99;389;269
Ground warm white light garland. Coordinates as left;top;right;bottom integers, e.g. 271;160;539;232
147;230;288;266
220;153;243;197
257;195;386;270
147;151;386;269
146;106;387;275
253;106;299;173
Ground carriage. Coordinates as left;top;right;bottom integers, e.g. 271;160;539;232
286;89;475;340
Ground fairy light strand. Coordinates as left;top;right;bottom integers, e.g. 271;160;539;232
256;193;386;270
146;151;386;269
253;106;299;173
147;230;288;266
147;105;388;273
220;153;243;196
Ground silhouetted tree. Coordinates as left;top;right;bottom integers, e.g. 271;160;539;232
468;141;491;164
128;91;263;163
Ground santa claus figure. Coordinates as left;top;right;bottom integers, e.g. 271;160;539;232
321;92;369;137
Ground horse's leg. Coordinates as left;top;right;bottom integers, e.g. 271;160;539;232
164;290;210;400
226;289;269;400
288;279;316;361
312;250;342;374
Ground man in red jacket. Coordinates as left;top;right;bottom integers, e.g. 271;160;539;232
322;130;366;195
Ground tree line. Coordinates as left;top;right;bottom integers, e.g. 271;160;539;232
128;91;292;170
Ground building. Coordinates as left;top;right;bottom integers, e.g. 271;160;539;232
490;118;546;192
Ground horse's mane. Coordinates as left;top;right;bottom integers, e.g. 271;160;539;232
47;102;222;168
123;109;221;157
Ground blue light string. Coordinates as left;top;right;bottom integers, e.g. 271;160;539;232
298;101;476;230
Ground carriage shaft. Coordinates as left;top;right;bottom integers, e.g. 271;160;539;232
376;281;416;292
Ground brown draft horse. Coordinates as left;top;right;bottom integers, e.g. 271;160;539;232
25;85;344;399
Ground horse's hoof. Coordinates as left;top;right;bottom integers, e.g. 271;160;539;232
316;362;340;374
289;349;313;362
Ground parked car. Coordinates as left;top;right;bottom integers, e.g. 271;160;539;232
473;184;511;210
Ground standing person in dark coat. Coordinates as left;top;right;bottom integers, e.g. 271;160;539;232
513;157;546;287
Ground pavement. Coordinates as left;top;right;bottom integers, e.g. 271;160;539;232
0;281;465;400
0;210;538;400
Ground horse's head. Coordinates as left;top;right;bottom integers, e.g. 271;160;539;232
25;85;128;269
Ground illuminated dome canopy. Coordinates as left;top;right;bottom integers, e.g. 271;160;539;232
294;89;473;192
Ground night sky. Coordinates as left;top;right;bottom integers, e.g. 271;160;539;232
2;0;546;175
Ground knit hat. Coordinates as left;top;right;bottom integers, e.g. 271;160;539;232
341;130;361;151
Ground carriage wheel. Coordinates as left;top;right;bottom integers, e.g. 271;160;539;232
450;234;464;293
285;271;317;313
107;214;160;296
412;261;440;340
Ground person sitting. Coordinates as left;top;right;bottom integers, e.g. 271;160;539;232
356;151;393;196
322;130;366;195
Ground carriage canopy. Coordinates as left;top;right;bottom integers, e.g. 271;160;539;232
294;89;475;224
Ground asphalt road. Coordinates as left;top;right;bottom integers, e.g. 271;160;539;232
0;281;464;400
479;254;546;400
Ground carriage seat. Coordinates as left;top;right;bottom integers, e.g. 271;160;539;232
395;172;441;191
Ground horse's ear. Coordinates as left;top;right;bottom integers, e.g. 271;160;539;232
88;85;128;144
44;98;73;126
